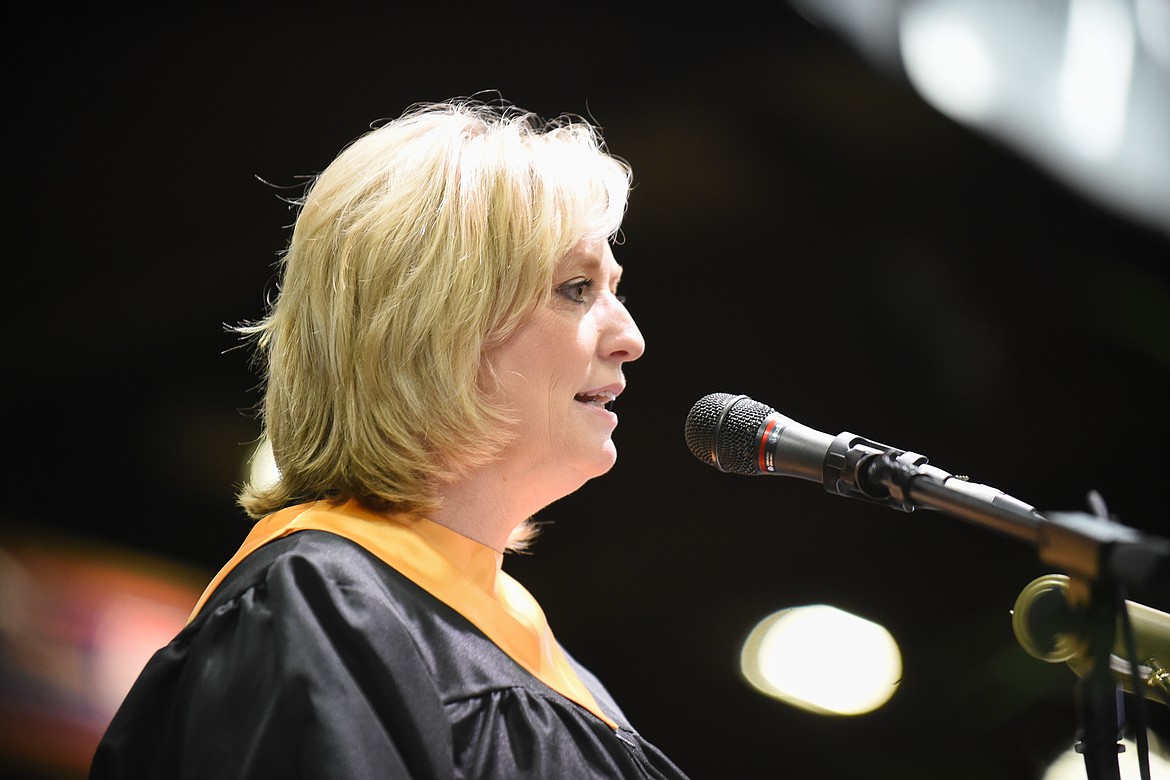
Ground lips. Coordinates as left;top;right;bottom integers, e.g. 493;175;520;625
574;387;620;411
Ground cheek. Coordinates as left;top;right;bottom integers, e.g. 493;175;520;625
482;310;588;414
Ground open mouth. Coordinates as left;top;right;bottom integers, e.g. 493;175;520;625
574;390;616;411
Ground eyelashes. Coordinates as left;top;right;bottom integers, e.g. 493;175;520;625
555;277;628;306
557;277;594;304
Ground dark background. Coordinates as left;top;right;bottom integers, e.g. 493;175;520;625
8;3;1169;778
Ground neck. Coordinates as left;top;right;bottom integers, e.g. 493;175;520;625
428;485;513;563
430;456;584;563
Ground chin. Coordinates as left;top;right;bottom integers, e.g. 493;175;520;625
582;442;619;479
554;440;620;492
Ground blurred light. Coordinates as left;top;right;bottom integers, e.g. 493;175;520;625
1042;735;1170;779
1057;0;1136;162
740;605;902;716
246;435;280;490
789;0;904;67
1136;0;1170;68
900;3;999;123
0;532;203;776
91;593;191;715
794;0;1170;237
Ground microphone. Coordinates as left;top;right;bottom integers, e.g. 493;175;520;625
686;392;844;480
684;392;1043;520
685;392;824;480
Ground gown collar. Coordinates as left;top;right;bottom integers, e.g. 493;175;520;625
189;500;617;730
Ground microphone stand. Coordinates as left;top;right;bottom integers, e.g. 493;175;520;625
851;449;1170;780
1073;577;1126;780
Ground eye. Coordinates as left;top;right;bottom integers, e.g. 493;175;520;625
556;277;594;304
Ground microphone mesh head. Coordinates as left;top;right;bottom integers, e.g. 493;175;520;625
684;393;775;475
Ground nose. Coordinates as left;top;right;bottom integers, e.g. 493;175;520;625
601;293;645;363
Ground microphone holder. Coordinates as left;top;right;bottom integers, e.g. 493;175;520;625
849;448;1170;780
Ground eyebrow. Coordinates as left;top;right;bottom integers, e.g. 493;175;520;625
555;243;625;288
560;252;611;274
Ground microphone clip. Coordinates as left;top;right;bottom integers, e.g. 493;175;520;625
823;434;952;513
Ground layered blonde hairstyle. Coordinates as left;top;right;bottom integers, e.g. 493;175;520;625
237;99;632;549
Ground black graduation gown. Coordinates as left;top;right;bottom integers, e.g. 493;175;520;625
89;531;689;779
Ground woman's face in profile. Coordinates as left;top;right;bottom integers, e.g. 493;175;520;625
483;238;645;496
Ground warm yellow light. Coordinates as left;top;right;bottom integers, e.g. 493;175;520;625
740;605;902;716
245;436;280;489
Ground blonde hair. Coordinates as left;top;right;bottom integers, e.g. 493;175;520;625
237;99;631;550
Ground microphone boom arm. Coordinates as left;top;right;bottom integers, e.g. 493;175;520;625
845;443;1168;602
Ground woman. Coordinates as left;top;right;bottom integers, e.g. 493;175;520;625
90;99;689;779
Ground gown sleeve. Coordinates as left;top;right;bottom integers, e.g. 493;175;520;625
90;538;457;780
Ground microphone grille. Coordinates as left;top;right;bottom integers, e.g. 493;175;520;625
685;393;775;475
